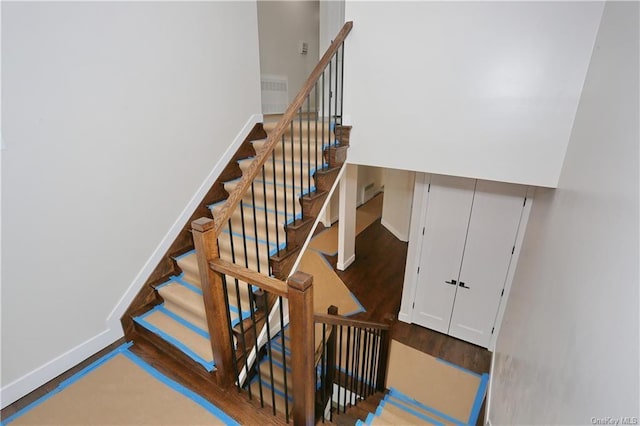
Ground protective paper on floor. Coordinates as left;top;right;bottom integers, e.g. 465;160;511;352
386;340;483;425
309;193;383;255
5;349;235;425
297;249;363;316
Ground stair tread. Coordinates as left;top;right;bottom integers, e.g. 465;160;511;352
133;305;215;372
384;394;456;426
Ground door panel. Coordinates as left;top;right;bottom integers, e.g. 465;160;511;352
448;180;526;347
412;175;475;334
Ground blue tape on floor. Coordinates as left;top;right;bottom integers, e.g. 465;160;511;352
468;373;489;425
133;315;215;372
1;343;134;425
122;350;238;425
382;397;445;426
388;387;466;426
315;252;366;315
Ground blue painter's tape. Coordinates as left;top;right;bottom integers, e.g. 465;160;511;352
433;357;481;378
173;249;195;261
355;421;365;426
260;355;291;373
0;343;134;425
388;388;465;426
468;373;489;425
365;412;375;425
133;315;215;372
381;397;444;426
157;305;209;339
171;274;204;296
220;228;278;249
252;377;293;401
122;350;238;425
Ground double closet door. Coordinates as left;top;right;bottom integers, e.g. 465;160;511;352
412;175;527;348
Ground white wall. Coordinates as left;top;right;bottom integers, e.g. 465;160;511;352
1;1;261;405
343;1;604;188
258;1;319;104
381;168;414;242
489;2;639;423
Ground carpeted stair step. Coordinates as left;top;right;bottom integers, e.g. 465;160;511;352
223;178;305;221
156;280;209;332
210;199;293;247
217;231;282;273
252;137;337;162
247;377;292;416
263;120;333;139
237;155;326;190
133;304;215;372
172;251;254;309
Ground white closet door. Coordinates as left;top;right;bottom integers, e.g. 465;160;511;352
412;175;475;334
448;180;526;347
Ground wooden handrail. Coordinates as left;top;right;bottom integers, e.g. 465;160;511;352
212;21;354;235
209;258;288;298
313;313;391;330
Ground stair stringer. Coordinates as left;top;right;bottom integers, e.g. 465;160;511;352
237;162;347;387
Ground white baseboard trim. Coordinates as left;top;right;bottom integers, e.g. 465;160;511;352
106;114;262;329
398;312;412;324
337;253;355;271
380;218;409;242
486;351;496;426
0;327;123;408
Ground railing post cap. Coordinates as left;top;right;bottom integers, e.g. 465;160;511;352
287;271;313;291
192;217;215;232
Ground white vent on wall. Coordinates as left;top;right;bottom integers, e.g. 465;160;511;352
261;74;288;114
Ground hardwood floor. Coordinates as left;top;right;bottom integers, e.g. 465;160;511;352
323;217;491;425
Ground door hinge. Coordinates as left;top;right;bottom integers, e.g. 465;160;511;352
523;197;527;207
428;183;431;192
512;246;515;255
417;266;420;274
422;227;425;236
501;289;504;297
412;302;415;309
491;327;495;334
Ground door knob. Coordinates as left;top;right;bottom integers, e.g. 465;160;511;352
459;281;470;289
445;279;457;285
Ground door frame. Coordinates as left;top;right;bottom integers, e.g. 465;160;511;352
398;172;535;351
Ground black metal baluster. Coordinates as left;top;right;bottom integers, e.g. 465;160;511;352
260;167;271;276
281;136;289;247
278;297;290;423
306;96;311;193
261;290;277;415
340;42;345;128
337;324;343;413
344;326;351;413
228;219;251;398
271;151;280;254
250;183;261;274
314;82;319;181
328;60;332;152
290;120;296;221
352;328;360;406
221;274;240;391
321;72;325;170
299;107;303;196
333;51;339;130
359;329;369;397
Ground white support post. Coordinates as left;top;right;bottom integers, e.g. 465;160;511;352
338;163;357;270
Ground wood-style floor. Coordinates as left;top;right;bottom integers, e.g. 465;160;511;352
324;217;492;425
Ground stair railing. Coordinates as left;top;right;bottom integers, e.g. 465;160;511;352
314;308;392;423
191;22;354;426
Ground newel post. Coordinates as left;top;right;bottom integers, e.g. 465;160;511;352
288;271;315;426
191;217;235;388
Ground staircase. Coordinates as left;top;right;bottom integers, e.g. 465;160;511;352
118;21;403;425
